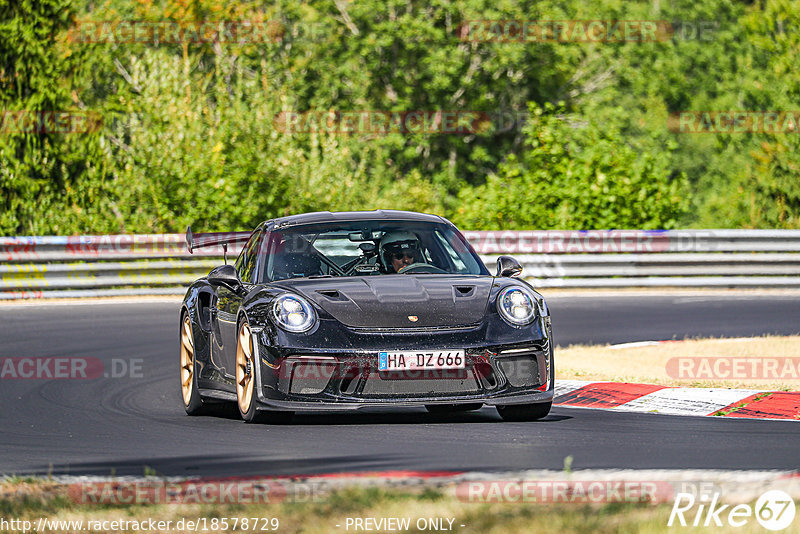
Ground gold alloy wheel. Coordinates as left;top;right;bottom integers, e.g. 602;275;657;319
180;316;194;406
236;322;255;415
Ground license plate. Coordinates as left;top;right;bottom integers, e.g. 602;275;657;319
378;350;465;371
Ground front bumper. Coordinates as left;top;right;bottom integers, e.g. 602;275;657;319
252;319;554;411
252;390;554;411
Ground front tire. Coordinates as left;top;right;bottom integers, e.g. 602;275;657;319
496;401;551;422
180;313;207;415
236;320;293;424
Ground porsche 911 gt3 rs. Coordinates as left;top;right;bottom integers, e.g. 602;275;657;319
180;210;553;423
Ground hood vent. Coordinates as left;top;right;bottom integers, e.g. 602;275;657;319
316;289;344;300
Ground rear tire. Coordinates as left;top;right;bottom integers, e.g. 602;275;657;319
425;403;482;414
496;401;551;422
180;313;208;415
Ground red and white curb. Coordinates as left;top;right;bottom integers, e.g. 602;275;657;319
554;380;800;420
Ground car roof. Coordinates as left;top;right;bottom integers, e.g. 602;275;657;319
266;210;448;228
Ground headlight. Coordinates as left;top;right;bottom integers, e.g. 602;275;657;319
497;287;536;326
272;294;317;333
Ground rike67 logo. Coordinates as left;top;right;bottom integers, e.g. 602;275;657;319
669;490;796;530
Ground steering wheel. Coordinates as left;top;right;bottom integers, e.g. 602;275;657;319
397;263;447;274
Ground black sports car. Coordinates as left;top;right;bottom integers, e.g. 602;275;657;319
180;210;553;423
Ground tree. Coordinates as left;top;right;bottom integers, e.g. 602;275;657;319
0;0;110;234
453;104;688;229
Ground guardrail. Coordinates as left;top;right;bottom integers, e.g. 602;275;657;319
467;230;800;288
1;230;799;299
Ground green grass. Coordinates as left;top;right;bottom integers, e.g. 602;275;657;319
2;480;796;533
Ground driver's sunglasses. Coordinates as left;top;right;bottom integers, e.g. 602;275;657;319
392;251;415;260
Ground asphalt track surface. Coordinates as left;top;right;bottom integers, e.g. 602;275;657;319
1;294;799;478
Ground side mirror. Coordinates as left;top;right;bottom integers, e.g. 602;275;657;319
208;264;242;290
496;256;523;278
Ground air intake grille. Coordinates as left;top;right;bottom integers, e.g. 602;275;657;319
360;374;480;397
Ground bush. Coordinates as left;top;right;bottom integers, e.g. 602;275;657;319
453;104;689;230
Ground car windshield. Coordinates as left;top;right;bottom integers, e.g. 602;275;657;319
257;220;489;282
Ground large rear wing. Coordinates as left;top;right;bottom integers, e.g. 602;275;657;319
186;226;252;263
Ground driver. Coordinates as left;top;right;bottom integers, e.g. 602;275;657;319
379;231;424;273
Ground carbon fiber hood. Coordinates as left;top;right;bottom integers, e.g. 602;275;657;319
278;275;493;328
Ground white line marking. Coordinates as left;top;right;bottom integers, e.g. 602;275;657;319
615;387;761;416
